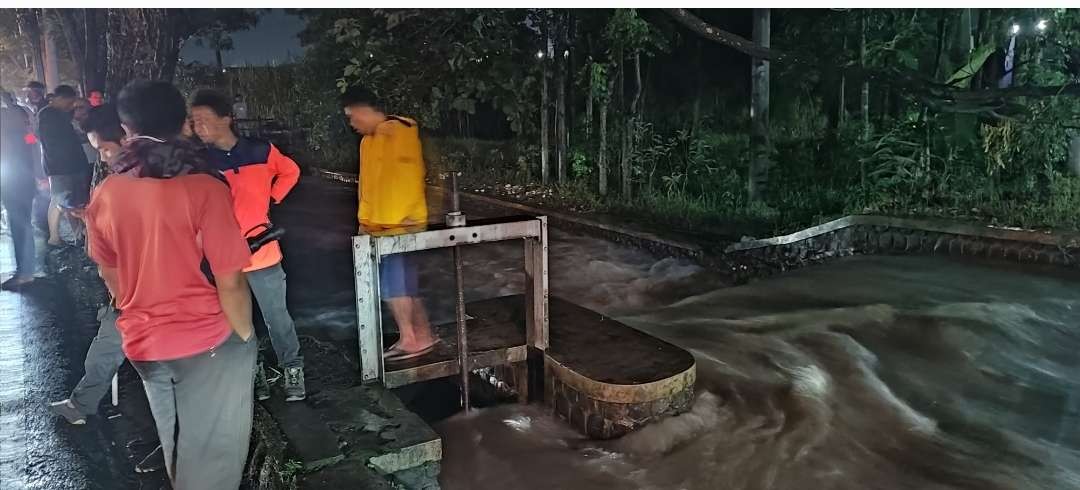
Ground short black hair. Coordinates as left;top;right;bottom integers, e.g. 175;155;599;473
189;89;233;118
53;85;77;98
80;104;124;143
117;80;187;139
25;81;45;91
339;86;381;110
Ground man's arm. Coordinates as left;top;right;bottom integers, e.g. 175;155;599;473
98;266;120;300
36;110;57;162
198;179;256;339
268;145;301;204
214;270;254;341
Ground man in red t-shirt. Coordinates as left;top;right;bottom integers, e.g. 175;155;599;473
82;80;255;490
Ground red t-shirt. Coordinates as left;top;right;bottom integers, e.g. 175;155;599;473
84;174;252;361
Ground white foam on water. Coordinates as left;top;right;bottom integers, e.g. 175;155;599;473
433;253;1080;490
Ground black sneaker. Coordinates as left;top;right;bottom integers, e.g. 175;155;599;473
255;361;271;401
284;366;306;402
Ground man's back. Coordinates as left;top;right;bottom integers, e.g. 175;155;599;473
358;116;427;228
38;106;89;176
84;174;251;361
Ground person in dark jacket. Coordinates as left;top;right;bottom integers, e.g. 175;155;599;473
37;84;91;246
1;90;39;289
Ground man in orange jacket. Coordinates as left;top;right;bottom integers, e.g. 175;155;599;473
191;89;306;402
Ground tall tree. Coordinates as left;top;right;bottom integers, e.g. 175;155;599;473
3;10;45;87
748;8;771;202
555;12;570;185
16;9;46;84
860;10;870;140
47;9;258;96
540;51;551;185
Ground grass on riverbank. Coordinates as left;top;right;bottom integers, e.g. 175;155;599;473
312;134;1080;240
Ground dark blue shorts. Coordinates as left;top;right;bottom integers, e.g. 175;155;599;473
379;253;418;299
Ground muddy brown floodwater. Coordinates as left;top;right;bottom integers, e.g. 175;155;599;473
275;178;1080;490
435;251;1080;490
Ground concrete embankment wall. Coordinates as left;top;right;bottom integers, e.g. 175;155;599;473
722;215;1080;282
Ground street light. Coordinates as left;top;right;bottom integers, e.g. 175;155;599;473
536;51;544;60
1036;19;1048;32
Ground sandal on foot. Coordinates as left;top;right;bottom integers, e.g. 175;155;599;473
384;341;439;362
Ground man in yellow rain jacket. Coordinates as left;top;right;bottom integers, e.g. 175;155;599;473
341;86;436;361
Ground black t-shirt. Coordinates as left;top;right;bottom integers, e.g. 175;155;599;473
37;106;89;176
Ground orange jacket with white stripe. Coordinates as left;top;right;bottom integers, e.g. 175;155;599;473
202;137;300;272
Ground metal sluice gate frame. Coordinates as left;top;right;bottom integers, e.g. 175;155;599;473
351;214;550;398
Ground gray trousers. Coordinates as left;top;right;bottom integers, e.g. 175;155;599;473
247;263;303;369
133;332;257;490
69;306;124;415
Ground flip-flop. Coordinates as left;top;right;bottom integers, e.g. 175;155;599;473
384;340;439;362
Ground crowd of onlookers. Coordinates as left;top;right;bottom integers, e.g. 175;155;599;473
1;78;433;489
1;82;104;289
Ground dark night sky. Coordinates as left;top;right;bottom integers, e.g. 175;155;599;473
180;9;305;66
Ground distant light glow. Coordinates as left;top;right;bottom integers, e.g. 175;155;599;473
1036;19;1048;31
563;50;569;58
536;51;544;60
1011;24;1021;35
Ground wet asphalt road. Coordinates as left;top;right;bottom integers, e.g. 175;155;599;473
0;235;130;488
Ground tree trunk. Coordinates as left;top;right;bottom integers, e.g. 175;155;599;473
838;34;847;125
540;62;550;185
17;9;47;85
623;51;641;198
598;94;609;196
556;33;568;185
157;12;182;82
860;10;870;140
55;9;86;92
43;16;60;90
953;8;974;70
748;8;771;203
692;39;703;133
616;47;627;198
564;11;575;153
973;9;990;88
84;9;104;92
585;59;594;143
598;75;615;197
931;14;947;81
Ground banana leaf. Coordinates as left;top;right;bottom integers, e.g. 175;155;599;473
945;44;996;88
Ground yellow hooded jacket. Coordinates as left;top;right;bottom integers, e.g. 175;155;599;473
358;116;428;231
